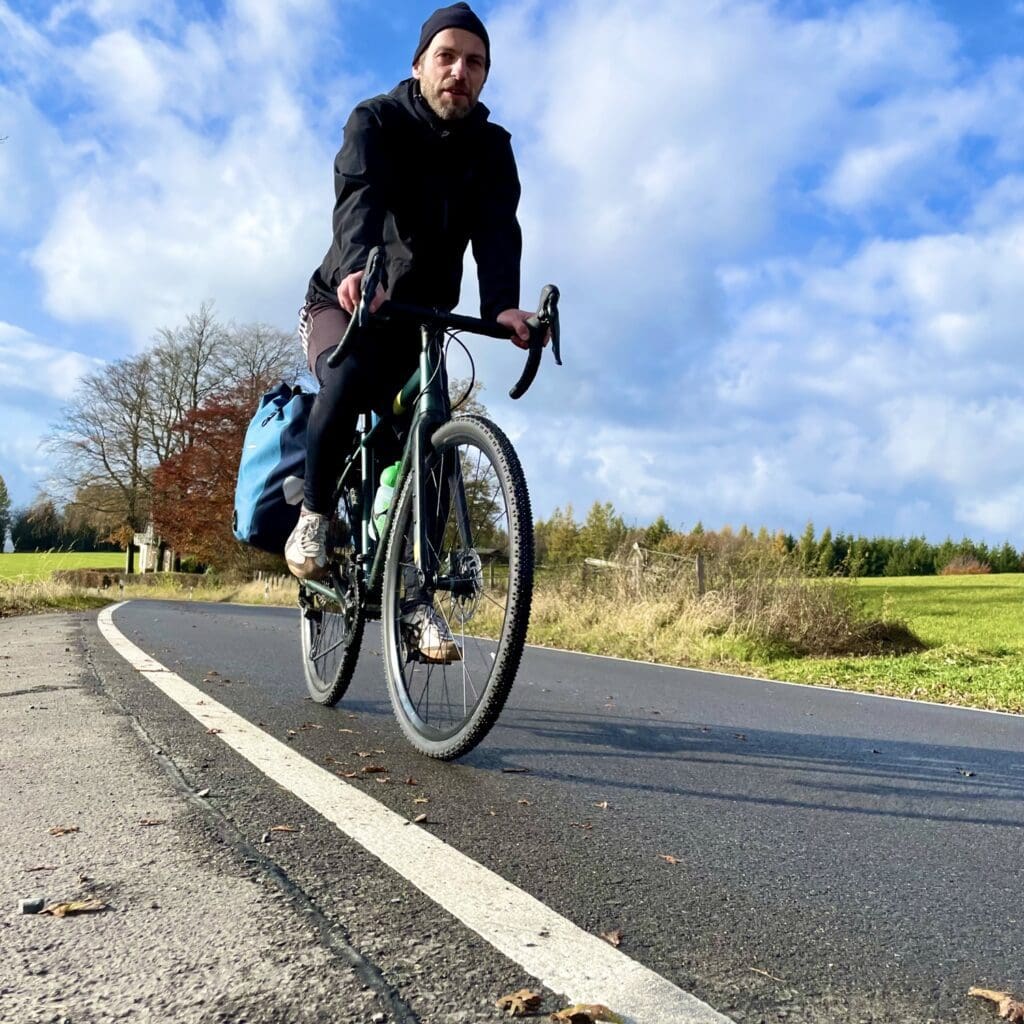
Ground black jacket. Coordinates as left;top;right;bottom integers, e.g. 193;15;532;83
307;79;522;321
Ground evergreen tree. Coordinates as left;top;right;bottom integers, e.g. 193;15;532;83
844;536;869;578
641;515;673;550
579;501;627;560
991;541;1021;574
815;527;836;577
797;521;817;575
536;505;581;564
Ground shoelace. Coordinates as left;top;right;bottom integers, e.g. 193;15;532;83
297;516;326;555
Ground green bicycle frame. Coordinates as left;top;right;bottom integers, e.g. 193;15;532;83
310;324;474;606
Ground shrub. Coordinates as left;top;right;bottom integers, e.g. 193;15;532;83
939;556;991;576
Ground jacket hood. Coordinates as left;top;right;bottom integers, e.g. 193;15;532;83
390;78;491;134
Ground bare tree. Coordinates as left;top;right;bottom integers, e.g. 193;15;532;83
146;302;227;458
45;304;304;568
215;321;303;406
47;354;154;566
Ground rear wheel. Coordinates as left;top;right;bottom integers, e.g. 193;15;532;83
381;415;533;759
299;547;365;706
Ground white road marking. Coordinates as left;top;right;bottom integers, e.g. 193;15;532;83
97;603;733;1024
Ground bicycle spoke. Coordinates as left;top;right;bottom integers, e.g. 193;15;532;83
382;420;530;755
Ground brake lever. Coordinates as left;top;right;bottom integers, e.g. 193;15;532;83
508;284;561;400
326;247;388;368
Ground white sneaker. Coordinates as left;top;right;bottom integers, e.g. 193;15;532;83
285;510;329;580
401;603;462;664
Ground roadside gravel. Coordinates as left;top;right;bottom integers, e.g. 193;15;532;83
1;613;388;1024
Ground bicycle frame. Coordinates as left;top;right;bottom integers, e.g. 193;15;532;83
303;323;467;610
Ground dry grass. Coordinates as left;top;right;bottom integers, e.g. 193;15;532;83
468;547;921;668
939;556;991;575
4;548;918;673
0;573;296;618
439;544;925;672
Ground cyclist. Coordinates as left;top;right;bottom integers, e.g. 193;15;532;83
286;3;534;663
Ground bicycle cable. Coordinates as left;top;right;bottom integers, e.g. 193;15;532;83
445;330;476;411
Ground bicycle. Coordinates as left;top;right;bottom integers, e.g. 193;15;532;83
297;246;561;760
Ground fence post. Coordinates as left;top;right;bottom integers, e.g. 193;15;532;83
630;543;644;595
696;552;706;596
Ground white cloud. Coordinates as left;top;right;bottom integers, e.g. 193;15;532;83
6;0;1024;543
6;1;354;340
0;322;105;507
0;322;103;401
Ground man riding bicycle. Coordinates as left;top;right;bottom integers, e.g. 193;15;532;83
286;2;534;663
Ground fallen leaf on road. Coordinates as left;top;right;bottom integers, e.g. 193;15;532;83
44;898;108;918
48;826;79;836
734;733;748;741
958;768;976;778
374;777;392;784
570;821;593;830
593;801;610;810
25;865;58;872
355;751;374;758
659;854;680;865
404;777;419;786
338;728;355;734
139;819;166;827
341;772;358;778
549;1004;623;1022
495;988;542;1016
361;765;387;774
970;987;1024;1022
600;929;623;946
207;728;222;735
195;788;210;798
299;722;323;731
518;799;532;806
413;813;428;824
413;797;430;804
270;825;298;834
205;670;219;677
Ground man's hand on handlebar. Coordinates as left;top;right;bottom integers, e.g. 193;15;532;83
337;269;387;315
497;308;547;350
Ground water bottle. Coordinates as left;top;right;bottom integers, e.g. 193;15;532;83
370;462;401;541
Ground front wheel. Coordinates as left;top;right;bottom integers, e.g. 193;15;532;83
381;414;533;759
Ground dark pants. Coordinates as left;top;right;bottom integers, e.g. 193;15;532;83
301;302;418;514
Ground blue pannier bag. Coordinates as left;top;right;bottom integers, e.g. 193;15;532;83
233;382;315;553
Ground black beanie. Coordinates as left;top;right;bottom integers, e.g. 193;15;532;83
412;3;490;69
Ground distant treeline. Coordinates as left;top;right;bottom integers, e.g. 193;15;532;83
8;498;120;553
535;503;1022;577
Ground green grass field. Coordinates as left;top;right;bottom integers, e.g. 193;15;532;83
766;574;1024;712
0;551;123;581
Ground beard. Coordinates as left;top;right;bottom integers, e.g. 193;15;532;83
420;77;478;121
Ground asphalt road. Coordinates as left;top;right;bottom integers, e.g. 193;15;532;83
84;599;1024;1023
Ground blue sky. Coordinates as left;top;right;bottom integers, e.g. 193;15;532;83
2;0;1024;543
